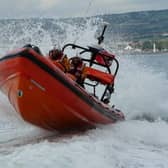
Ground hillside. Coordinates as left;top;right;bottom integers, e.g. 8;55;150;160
0;9;167;52
100;9;168;41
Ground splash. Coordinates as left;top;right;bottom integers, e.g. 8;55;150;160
0;17;102;56
0;17;103;144
112;55;168;122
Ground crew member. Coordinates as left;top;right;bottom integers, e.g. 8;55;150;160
48;48;70;72
68;56;86;87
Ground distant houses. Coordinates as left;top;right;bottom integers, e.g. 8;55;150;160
123;42;142;53
119;40;168;53
106;32;168;54
100;9;168;54
162;33;168;37
124;44;133;51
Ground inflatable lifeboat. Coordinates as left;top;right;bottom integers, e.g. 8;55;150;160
0;27;124;131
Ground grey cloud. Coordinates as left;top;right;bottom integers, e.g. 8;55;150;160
0;0;167;18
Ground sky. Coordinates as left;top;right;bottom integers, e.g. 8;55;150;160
0;0;168;18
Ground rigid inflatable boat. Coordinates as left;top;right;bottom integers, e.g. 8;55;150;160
0;26;124;131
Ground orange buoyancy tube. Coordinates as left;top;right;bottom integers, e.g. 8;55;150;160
84;67;114;85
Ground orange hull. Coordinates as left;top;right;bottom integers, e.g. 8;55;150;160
0;48;124;131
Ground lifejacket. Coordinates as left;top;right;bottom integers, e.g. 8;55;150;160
49;53;70;73
59;55;70;72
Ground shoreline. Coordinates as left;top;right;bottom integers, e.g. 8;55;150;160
116;50;168;56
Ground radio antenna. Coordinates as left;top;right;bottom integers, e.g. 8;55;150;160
97;23;109;45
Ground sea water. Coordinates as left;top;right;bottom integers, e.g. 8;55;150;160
0;18;168;168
